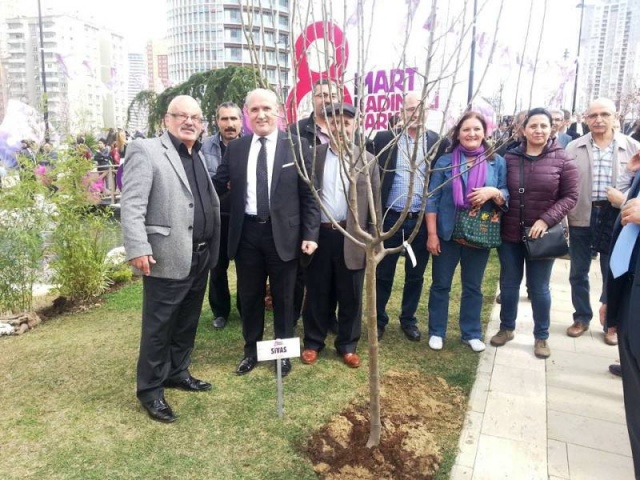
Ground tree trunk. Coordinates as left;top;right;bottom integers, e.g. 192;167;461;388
365;246;381;447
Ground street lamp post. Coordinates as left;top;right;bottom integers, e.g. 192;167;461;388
467;0;478;105
37;0;50;141
571;0;585;114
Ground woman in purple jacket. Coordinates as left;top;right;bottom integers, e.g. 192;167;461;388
489;108;578;359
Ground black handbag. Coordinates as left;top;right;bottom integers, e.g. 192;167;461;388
519;158;569;260
523;223;569;259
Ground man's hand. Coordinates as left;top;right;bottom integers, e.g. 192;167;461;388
301;241;318;255
427;233;440;256
621;198;640;226
628;151;640;172
129;255;156;276
606;186;625;206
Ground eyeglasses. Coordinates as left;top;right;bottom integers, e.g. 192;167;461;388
314;92;338;99
167;112;205;124
586;112;613;120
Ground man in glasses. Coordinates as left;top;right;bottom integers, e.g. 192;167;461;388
566;98;640;345
121;95;221;423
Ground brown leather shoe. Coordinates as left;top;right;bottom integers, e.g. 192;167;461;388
566;321;589;338
342;353;361;368
301;349;318;365
604;331;618;346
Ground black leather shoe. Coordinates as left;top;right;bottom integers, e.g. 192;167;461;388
236;356;258;375
401;324;421;342
164;375;212;392
275;358;292;377
212;316;227;329
141;397;176;423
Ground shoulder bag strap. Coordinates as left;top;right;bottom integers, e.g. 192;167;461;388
519;157;526;241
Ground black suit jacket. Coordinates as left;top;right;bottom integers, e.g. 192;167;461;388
567;122;590;139
606;171;640;356
214;131;320;262
369;129;449;208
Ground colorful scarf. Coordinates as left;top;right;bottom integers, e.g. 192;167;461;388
451;145;487;209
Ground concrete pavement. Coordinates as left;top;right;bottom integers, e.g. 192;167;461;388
451;258;636;480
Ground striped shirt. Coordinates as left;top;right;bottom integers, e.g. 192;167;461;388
591;138;615;201
386;133;429;212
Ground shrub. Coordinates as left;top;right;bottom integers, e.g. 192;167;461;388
0;164;50;313
48;151;113;301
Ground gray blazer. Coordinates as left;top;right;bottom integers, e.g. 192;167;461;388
121;131;221;279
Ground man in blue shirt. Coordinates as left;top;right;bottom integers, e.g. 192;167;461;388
370;93;448;341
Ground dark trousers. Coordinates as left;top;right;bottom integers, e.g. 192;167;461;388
235;220;297;357
376;211;430;329
137;248;210;403
208;215;238;319
617;281;640;479
303;227;364;354
569;206;609;325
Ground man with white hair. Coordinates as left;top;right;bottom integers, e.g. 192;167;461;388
566;98;640;345
214;88;320;377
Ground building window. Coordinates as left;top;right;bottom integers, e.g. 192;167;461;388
279;0;288;7
278;14;288;28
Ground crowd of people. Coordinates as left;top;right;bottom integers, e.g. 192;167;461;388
117;83;640;478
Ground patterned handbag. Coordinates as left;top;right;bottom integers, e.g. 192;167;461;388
452;207;502;249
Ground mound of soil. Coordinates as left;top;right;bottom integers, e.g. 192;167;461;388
304;370;466;479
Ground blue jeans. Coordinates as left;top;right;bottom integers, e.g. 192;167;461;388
569;209;609;325
498;241;554;340
376;211;429;330
428;239;490;341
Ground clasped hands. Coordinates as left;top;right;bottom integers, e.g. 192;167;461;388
467;187;500;208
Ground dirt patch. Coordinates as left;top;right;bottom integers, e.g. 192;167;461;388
304;370;467;479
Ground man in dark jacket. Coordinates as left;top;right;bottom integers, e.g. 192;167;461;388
290;79;337;147
289;79;339;330
370;92;448;342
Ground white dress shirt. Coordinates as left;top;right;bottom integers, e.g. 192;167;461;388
320;146;348;222
245;129;279;215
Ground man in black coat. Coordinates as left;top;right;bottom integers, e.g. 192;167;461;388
214;88;320;377
369;92;448;342
606;164;640;478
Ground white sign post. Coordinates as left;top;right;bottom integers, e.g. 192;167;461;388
256;337;301;418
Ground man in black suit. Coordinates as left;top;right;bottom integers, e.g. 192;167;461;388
214;88;320;377
567;113;590;139
606;161;640;478
369;92;448;342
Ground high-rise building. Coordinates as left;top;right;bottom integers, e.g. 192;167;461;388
166;0;291;89
578;0;640;112
146;39;170;93
127;52;149;133
4;14;128;133
0;2;25;123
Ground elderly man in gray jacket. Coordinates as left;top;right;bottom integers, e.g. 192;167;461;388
566;98;640;345
121;95;220;423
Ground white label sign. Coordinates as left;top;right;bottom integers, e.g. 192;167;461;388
256;337;301;362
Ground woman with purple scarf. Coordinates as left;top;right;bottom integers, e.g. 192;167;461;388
426;112;508;352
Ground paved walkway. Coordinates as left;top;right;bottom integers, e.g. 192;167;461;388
451;258;635;480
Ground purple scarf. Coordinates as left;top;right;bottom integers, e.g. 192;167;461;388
451;145;487;209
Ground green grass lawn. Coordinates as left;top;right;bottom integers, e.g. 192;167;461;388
0;253;499;480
